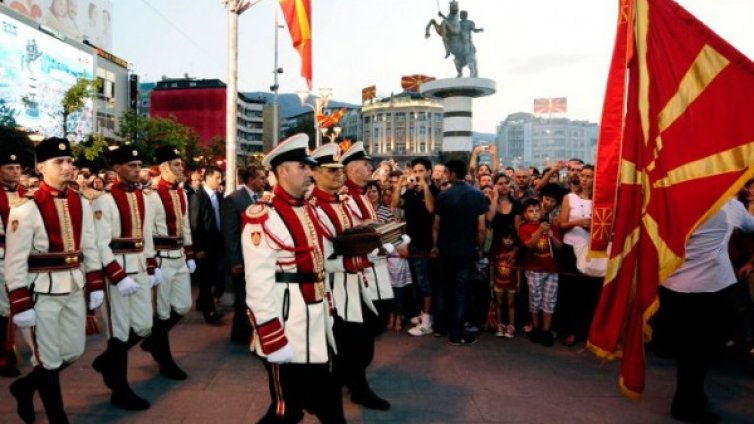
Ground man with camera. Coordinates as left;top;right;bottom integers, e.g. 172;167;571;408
392;158;438;337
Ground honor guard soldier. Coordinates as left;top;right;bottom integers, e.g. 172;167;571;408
0;130;31;378
243;134;344;424
6;137;106;424
139;145;196;380
91;145;158;410
310;142;402;411
341;143;395;327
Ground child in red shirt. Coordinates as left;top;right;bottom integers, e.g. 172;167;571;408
492;230;518;338
518;198;562;346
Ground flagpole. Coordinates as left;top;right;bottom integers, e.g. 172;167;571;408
272;6;281;147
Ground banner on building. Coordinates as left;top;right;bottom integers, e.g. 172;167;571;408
3;0;113;51
533;97;567;114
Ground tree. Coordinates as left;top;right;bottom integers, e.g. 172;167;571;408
70;132;110;171
283;114;316;148
61;77;101;139
116;111;202;165
0;99;17;128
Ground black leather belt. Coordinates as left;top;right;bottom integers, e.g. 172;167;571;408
109;238;144;253
154;236;183;250
28;252;84;272
275;272;321;283
0;234;5;245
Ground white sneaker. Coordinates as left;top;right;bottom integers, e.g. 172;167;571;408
408;324;433;336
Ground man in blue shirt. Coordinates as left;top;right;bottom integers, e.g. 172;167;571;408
431;159;488;345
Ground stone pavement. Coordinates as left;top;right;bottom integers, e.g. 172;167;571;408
1;308;753;424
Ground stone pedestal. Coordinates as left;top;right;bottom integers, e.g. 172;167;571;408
420;78;496;161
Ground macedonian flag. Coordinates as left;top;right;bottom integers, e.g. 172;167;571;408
279;0;312;89
587;0;754;399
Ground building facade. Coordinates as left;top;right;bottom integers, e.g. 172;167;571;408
362;92;443;162
495;112;598;168
149;77;266;154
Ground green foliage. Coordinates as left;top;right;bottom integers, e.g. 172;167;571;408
116;111;203;166
71;133;109;171
283;114;316;149
0;99;17;128
61;77;101;138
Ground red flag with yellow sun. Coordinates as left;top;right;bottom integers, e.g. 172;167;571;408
588;0;754;398
279;0;312;89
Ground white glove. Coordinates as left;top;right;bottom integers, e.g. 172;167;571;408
187;259;197;274
88;290;105;310
367;247;381;263
116;276;140;296
382;243;396;255
400;234;412;246
13;309;35;328
150;268;163;287
266;344;294;363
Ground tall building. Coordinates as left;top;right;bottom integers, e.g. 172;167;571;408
362;92;443;162
91;47;129;140
149;77;266;154
495;112;598;168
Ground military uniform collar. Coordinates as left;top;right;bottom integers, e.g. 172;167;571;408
158;178;179;190
273;185;304;206
311;187;339;203
40;182;68;198
344;178;363;194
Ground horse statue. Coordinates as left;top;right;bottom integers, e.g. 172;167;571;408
425;1;481;78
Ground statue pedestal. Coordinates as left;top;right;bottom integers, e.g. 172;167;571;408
421;78;496;161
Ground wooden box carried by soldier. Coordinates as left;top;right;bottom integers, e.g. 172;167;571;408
331;222;406;257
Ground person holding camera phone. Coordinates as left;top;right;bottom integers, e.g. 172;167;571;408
392;158;439;337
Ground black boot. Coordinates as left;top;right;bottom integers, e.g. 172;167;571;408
0;316;20;377
349;376;390;411
109;338;150;411
141;315;187;380
9;371;36;423
36;367;69;424
92;339;118;390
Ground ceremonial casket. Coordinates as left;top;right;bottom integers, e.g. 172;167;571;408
331;222;406;257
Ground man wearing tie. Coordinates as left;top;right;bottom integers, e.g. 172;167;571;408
221;165;267;344
189;166;224;325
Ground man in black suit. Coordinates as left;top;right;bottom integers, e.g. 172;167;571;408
222;165;267;343
189;166;224;324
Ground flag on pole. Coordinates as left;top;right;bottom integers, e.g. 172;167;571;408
401;74;436;92
362;85;376;103
533;97;567;114
587;0;754;399
316;108;347;128
279;0;312;89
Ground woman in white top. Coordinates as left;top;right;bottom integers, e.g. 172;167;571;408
557;165;603;346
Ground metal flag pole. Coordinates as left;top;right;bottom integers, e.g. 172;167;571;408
273;6;281;147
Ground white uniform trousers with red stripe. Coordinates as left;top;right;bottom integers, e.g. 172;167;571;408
155;254;191;320
100;271;153;342
27;285;86;369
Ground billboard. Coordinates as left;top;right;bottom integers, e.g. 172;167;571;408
0;12;94;140
3;0;112;50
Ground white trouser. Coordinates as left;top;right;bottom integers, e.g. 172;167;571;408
29;285;86;369
0;268;9;317
155;255;191;320
101;271;153;342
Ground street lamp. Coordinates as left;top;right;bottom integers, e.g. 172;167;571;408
320;126;341;144
297;88;333;148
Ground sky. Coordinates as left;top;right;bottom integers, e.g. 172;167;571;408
113;0;754;134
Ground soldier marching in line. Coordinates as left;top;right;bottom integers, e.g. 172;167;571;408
90;145;159;411
243;134;357;424
0;130;32;378
139;145;196;380
6;137;106;424
338;141;400;409
309;142;409;411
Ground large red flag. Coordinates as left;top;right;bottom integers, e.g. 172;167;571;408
587;0;754;399
279;0;312;89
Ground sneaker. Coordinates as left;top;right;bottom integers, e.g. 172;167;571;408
408;324;433;337
504;324;515;339
495;324;505;337
465;324;480;333
523;324;533;333
541;331;554;347
449;336;478;346
529;327;542;344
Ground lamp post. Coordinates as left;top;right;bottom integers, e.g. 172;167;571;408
222;0;259;196
320;126;341;144
297;88;333;148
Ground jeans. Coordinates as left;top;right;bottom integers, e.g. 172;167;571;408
433;254;474;341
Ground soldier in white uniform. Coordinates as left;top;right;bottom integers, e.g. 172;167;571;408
91;145;158;410
0;130;32;378
243;134;344;424
6;137;105;424
139;145;196;380
309;143;405;411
